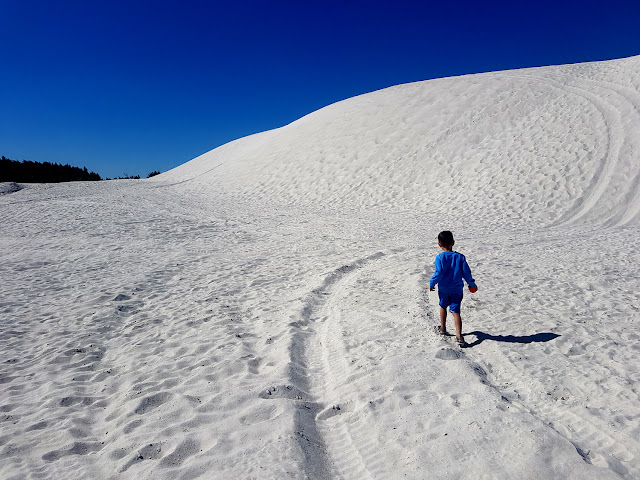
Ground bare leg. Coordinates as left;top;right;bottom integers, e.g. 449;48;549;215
452;312;463;340
439;307;447;333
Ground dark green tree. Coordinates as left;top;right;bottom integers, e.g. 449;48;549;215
0;157;102;183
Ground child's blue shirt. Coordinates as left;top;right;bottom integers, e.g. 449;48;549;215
430;251;476;293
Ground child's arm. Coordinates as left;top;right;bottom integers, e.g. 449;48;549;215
462;257;477;292
429;255;443;291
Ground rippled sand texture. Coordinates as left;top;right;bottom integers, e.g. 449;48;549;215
1;55;640;479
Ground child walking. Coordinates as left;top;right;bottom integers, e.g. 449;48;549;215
429;231;477;346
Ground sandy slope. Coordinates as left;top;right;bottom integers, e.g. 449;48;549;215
163;55;640;229
1;55;640;479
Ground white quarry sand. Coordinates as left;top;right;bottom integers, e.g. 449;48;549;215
2;55;640;479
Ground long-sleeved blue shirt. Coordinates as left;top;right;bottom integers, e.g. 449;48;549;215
429;251;476;293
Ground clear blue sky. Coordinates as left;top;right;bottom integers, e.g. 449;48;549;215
2;0;639;179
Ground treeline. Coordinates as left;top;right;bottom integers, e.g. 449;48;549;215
1;156;102;183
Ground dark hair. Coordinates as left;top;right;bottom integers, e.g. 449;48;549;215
438;230;454;248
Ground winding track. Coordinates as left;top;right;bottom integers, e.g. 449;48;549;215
261;242;640;478
261;252;385;479
510;73;640;228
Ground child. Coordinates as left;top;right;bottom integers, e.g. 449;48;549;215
429;231;477;346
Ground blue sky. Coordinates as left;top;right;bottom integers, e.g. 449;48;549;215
2;0;640;179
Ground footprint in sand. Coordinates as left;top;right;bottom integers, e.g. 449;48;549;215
42;441;104;462
435;347;462;360
259;385;310;401
123;419;143;434
159;438;201;467
120;443;163;472
316;402;355;421
240;404;282;425
134;392;172;414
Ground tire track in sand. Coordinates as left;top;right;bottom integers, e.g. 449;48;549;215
510;73;628;228
260;251;384;479
581;77;640;226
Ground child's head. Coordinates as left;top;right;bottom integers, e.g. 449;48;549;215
437;230;455;249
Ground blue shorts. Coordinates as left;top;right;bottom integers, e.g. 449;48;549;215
438;291;463;314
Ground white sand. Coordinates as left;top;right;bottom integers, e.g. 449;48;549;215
2;55;640;479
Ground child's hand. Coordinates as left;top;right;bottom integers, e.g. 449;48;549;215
429;286;435;291
469;286;478;293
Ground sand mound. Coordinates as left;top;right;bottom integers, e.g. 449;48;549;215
159;55;640;229
0;182;23;195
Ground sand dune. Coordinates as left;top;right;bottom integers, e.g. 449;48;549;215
163;55;640;229
2;55;640;479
